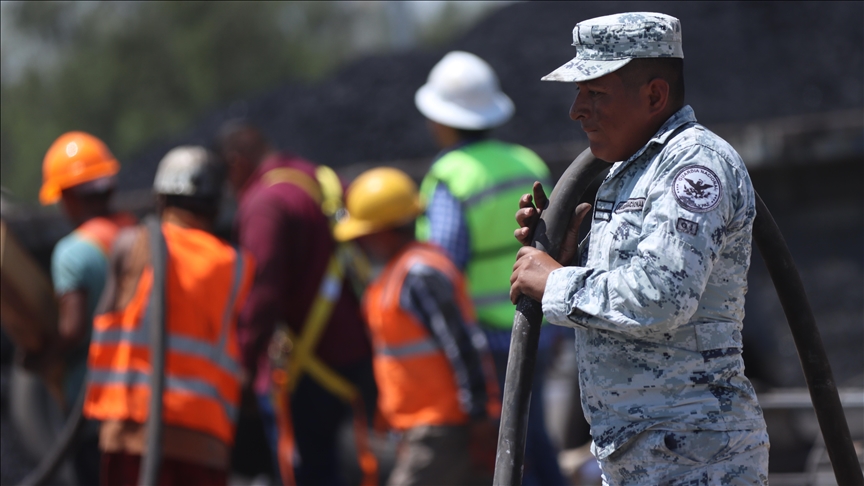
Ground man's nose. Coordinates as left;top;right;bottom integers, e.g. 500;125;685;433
569;92;587;121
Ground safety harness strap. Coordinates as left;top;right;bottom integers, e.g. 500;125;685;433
263;168;323;204
286;252;344;393
263;165;378;486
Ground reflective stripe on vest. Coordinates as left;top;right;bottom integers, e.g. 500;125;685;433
417;140;550;329
377;336;440;358
471;292;513;308
92;248;244;379
462;175;544;208
88;369;238;423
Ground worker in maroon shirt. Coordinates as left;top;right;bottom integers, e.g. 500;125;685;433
216;121;376;486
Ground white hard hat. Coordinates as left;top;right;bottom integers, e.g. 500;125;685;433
415;51;514;130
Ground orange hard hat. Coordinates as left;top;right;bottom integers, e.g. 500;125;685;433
39;131;120;205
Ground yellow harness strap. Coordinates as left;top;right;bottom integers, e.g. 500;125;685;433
285;251;354;398
263;168;323;204
315;165;345;223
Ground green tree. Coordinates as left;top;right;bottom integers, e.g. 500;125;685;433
1;1;506;204
0;1;354;203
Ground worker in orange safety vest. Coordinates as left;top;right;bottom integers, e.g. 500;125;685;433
35;131;136;484
334;167;501;486
83;146;254;485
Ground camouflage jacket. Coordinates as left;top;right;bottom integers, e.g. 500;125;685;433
542;106;766;460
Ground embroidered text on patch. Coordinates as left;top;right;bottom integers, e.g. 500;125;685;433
615;198;645;214
672;165;722;212
594;199;614;221
676;217;698;236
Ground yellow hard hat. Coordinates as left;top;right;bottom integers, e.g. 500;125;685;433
334;167;423;242
39;131;120;205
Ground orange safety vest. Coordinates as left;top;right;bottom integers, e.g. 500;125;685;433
74;213;137;257
84;222;254;445
363;242;501;431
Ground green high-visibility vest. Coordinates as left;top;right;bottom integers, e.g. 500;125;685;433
417;140;550;329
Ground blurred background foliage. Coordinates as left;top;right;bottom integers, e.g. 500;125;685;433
0;1;507;203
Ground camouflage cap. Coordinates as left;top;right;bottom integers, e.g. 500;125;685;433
542;12;683;83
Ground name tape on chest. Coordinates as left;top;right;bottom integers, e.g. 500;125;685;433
672;165;722;213
615;198;645;214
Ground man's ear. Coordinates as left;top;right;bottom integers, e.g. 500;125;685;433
645;78;670;117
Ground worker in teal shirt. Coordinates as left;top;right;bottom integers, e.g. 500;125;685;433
40;131;135;484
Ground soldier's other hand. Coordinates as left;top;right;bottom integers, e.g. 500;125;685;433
559;202;592;265
510;246;561;304
514;182;549;246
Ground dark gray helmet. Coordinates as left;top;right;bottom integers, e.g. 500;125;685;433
153;146;224;198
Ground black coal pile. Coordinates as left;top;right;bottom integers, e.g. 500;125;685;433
117;1;864;192
0;368;38;485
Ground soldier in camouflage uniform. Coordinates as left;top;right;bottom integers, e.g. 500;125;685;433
510;12;770;485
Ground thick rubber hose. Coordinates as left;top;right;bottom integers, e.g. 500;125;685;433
493;149;607;486
15;381;86;486
752;194;863;486
139;215;168;486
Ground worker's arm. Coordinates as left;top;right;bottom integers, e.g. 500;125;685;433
93;227;140;316
55;290;88;352
425;184;471;271
400;263;490;419
50;233;112;351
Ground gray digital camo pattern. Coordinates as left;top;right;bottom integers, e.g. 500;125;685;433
595;429;769;485
542;12;683;83
542;106;768;466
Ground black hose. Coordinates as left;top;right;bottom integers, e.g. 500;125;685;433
15;380;87;486
752;193;863;486
139;215;168;486
493;149;607;486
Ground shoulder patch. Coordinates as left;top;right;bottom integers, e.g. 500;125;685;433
672;165;722;212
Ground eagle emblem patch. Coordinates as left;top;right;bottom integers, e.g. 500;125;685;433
672;165;722;212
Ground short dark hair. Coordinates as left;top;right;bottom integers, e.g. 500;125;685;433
68;189;113;205
214;119;270;159
392;220;416;237
617;58;685;108
455;128;490;141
